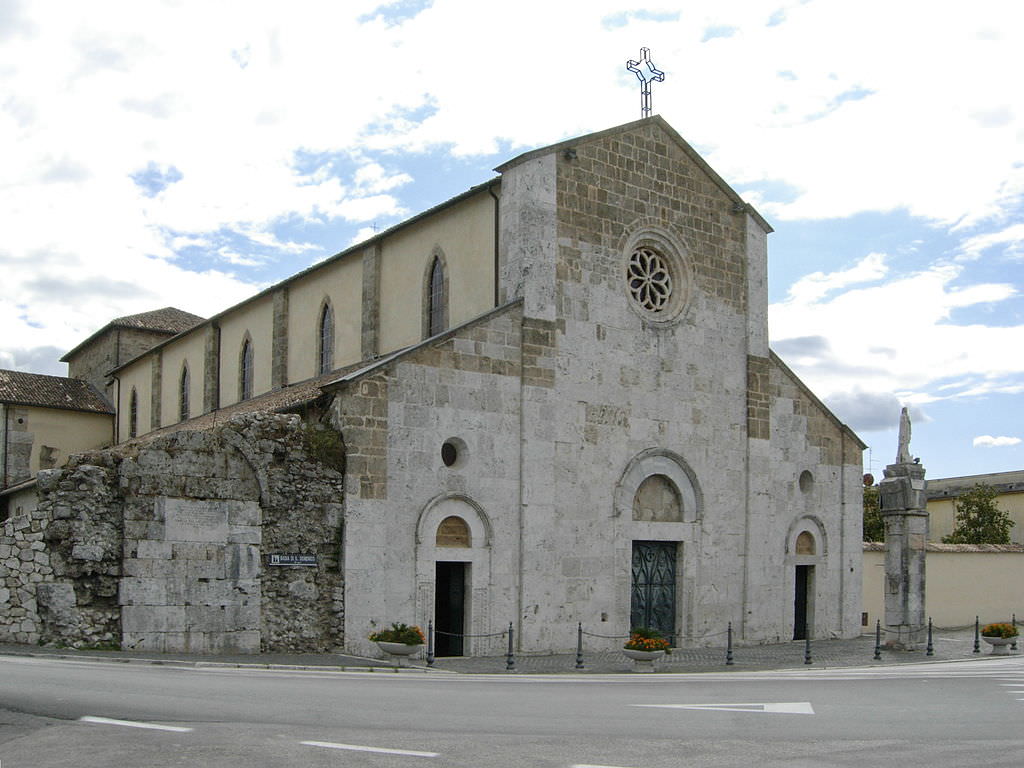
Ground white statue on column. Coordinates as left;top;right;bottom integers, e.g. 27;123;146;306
896;406;913;464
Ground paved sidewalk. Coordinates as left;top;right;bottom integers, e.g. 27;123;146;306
1;626;1015;675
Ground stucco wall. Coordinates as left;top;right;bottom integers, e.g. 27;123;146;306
158;331;206;427
117;358;152;440
378;191;495;352
286;255;362;381
862;544;1024;628
928;493;1024;545
219;295;274;407
4;405;112;483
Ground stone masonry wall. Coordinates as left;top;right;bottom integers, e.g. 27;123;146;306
0;412;346;653
0;496;53;645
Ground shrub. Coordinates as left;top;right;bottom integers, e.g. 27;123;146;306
301;424;345;472
942;484;1015;545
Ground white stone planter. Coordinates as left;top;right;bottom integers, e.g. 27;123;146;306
622;648;665;671
982;635;1017;655
376;641;423;666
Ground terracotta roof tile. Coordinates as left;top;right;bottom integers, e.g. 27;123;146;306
108;307;205;334
0;370;113;414
61;307;205;362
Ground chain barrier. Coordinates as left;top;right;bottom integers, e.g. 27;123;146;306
425;621;509;668
420;611;1021;672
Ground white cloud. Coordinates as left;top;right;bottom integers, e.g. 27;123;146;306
785;252;888;304
770;253;1024;411
973;435;1023;448
3;0;1024;386
957;222;1024;261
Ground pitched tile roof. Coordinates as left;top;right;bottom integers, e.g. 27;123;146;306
108;307;205;334
126;364;362;445
0;370;114;414
61;307;205;362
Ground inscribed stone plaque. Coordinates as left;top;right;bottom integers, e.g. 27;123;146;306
162;498;229;543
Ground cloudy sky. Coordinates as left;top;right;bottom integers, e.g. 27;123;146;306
2;0;1022;480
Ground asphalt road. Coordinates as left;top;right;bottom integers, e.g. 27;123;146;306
1;654;1023;767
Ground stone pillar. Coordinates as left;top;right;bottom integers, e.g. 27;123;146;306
361;244;380;360
879;409;928;649
203;323;221;414
271;287;289;389
150;350;162;429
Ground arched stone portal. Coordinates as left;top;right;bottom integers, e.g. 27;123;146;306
415;495;492;656
613;450;702;645
786;517;827;641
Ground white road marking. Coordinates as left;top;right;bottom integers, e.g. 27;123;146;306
573;764;640;768
79;716;193;732
301;740;439;757
632;701;815;715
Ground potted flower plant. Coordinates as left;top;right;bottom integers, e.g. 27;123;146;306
622;627;671;669
369;623;426;665
980;622;1018;655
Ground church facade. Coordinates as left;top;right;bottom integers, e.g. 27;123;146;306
0;117;864;655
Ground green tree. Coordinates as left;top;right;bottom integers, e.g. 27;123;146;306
942;484;1015;544
862;484;884;542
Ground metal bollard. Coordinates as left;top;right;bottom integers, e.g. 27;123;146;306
974;616;981;654
804;626;812;665
575;623;585;670
1013;614;1018;651
426;620;435;667
926;617;934;657
506;623;516;672
874;619;882;661
726;622;734;666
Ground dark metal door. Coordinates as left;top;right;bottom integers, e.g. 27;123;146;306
793;565;810;640
435;561;466;656
630;541;677;641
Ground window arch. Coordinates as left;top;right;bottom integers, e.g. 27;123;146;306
796;531;816;555
179;363;191;422
128;388;138;438
239;336;254;401
318;300;334;375
423;248;448;338
436;516;471;547
632;474;683;522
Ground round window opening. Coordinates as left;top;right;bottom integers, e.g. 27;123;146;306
621;227;692;326
628;246;673;312
441;437;467;468
441;442;457;467
799;470;814;493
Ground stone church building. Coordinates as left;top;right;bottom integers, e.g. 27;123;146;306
0;116;864;656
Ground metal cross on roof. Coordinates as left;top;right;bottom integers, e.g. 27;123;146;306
626;47;665;118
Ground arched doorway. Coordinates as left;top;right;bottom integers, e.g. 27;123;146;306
788;525;824;640
434;516;470;656
630;475;683;639
415;495;492;657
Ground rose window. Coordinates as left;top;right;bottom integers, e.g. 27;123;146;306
627;246;673;312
